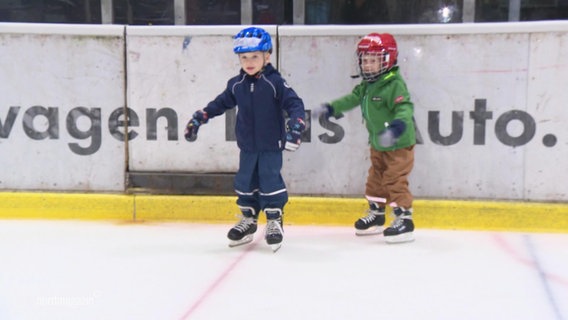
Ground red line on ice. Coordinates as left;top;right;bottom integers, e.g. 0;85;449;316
491;233;568;287
179;241;257;320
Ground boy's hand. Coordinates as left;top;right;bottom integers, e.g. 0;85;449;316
378;119;406;147
184;110;209;142
378;128;397;147
312;103;343;120
312;104;332;120
184;118;200;141
285;118;305;151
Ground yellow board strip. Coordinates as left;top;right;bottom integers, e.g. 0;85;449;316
1;192;567;233
135;195;568;233
0;192;133;220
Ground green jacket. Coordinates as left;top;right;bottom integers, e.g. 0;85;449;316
330;67;416;151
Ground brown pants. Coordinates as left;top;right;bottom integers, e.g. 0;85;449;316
365;146;414;209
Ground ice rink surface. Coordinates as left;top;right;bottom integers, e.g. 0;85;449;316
1;220;567;320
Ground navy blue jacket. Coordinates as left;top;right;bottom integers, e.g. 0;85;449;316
203;63;305;152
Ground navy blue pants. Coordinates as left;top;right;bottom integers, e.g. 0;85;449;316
234;150;288;214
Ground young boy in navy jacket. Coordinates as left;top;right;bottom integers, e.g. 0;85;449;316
185;27;306;252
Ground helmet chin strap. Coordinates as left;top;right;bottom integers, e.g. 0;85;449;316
361;72;380;82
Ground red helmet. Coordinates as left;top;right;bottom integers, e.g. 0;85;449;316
356;33;398;80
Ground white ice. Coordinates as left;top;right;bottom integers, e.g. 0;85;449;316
1;220;567;320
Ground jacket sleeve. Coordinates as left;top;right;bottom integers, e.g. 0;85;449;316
203;79;237;119
388;81;414;129
329;83;364;117
280;79;305;121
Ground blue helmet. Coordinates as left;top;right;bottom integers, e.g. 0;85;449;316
233;27;272;54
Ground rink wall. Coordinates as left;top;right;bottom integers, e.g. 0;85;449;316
1;21;567;201
1;22;567;229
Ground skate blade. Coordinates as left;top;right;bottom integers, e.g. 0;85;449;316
270;243;282;252
355;226;384;236
228;235;253;248
385;232;414;244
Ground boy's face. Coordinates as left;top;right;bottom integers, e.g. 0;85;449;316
238;51;270;76
360;53;383;75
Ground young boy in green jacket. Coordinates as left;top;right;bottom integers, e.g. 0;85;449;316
315;33;416;243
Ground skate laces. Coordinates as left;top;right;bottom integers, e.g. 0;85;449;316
390;216;404;229
361;214;376;224
360;210;381;224
233;216;256;232
389;214;411;229
266;218;282;235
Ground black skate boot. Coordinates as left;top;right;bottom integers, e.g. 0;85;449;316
354;202;385;236
265;209;284;252
384;207;415;244
227;207;258;248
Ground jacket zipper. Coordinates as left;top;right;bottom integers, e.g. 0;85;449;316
362;88;369;124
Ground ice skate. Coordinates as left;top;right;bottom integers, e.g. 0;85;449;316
265;209;283;252
354;202;385;236
227;207;258;248
384;207;414;244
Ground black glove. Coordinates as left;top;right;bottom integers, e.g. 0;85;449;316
184;110;209;142
285;118;306;151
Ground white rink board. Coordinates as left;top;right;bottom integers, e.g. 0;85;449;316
0;23;126;191
1;22;567;201
524;31;568;200
123;23;568;200
125;26;278;172
398;32;531;200
280;24;568;201
279;23;568;200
